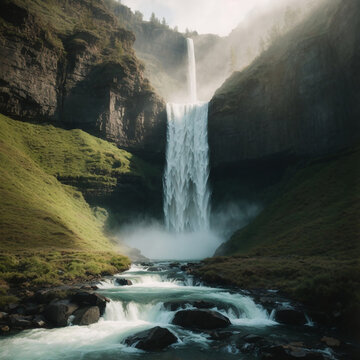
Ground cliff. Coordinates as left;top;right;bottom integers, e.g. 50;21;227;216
208;0;360;168
0;0;166;158
103;0;188;101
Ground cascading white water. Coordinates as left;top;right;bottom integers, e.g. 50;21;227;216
187;38;197;103
163;38;211;233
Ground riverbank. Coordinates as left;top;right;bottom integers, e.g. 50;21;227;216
1;262;355;360
193;256;360;339
0;249;130;335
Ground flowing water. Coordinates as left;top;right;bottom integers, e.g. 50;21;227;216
0;263;338;360
163;38;211;233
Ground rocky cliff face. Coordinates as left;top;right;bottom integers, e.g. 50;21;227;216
0;0;166;158
208;0;360;168
103;1;187;102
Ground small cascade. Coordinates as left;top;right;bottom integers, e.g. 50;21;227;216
163;38;211;233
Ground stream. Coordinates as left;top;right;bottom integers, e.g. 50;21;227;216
0;262;339;360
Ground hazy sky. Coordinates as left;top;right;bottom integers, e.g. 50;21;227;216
121;0;275;36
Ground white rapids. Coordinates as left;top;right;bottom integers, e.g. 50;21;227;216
163;38;211;233
0;264;275;360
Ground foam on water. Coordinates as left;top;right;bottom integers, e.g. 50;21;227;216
0;264;276;360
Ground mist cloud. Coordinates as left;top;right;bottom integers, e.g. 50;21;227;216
122;0;283;36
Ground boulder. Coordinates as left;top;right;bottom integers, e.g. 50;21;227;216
147;267;161;272
72;292;107;315
72;306;100;326
275;308;307;326
115;278;133;286
32;315;46;328
44;300;79;327
9;314;33;329
172;310;231;330
125;326;177;351
23;302;42;315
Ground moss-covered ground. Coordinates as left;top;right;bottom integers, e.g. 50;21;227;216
0;114;146;306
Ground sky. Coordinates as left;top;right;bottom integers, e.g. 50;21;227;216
121;0;275;36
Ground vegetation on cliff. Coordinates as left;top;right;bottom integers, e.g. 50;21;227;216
0;113;163;305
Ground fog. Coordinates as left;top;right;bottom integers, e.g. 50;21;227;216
118;202;261;260
126;0;327;101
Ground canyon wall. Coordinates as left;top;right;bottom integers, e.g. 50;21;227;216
0;0;166;158
208;0;360;169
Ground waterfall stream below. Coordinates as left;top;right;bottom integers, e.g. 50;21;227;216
0;263;338;360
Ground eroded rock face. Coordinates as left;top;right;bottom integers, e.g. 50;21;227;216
208;0;360;169
0;0;166;159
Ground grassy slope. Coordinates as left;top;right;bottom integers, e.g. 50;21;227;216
197;147;360;330
0;114;143;303
219;147;360;257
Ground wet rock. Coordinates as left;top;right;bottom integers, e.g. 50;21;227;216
169;262;180;268
72;291;107;315
172;309;231;330
0;312;8;320
275;308;307;326
147;266;161;272
44;300;79;327
72;306;100;326
32;315;46;327
140;262;153;267
23;302;42;315
320;336;340;347
0;325;10;334
125;326;177;351
9;314;33;329
115;278;133;286
261;344;325;359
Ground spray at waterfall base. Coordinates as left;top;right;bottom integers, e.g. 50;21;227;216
120;39;259;260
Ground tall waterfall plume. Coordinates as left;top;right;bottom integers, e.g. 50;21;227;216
163;38;211;233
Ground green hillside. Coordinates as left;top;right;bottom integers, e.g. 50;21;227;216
0;114;163;303
197;146;360;331
217;146;360;257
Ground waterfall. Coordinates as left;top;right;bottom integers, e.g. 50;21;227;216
163;38;211;233
187;38;197;103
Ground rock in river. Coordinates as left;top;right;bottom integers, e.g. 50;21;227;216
72;306;100;326
275;308;307;326
124;326;177;351
115;278;133;286
172;309;231;330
